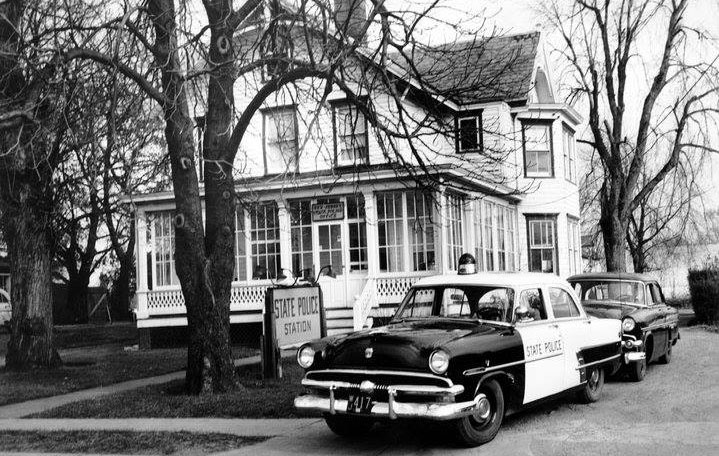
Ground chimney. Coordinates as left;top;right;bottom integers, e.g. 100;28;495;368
334;0;367;43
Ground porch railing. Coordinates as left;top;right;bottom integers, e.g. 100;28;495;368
353;277;377;331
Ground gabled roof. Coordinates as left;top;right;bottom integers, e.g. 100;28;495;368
390;32;541;105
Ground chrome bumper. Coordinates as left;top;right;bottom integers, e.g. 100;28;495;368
294;392;484;421
295;377;481;420
624;352;646;363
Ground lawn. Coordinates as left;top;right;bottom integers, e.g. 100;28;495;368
35;360;309;419
0;345;259;406
0;430;265;455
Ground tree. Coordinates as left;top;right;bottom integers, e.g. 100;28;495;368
0;0;71;368
66;0;515;392
626;158;699;272
544;0;719;271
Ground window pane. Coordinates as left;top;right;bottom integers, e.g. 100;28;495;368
459;117;479;151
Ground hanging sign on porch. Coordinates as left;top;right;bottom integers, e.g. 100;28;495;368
311;202;345;221
262;284;326;379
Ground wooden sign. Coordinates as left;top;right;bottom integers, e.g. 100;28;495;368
311;202;344;221
262;284;326;379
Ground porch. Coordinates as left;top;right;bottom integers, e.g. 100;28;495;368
134;272;431;335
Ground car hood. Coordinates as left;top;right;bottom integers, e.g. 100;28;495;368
319;319;501;371
582;300;642;319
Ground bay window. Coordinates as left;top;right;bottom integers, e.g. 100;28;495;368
527;216;558;274
290;200;313;278
249;203;281;279
152;211;179;287
522;122;553;177
563;125;576;183
347;195;368;272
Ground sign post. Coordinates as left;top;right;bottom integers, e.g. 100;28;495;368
262;284;326;379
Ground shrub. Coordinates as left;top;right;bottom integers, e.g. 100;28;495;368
687;256;719;324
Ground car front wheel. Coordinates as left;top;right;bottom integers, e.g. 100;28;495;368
324;414;374;438
577;366;605;403
627;352;647;382
658;342;672;364
452;379;504;447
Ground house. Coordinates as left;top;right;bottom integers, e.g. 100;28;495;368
127;1;582;337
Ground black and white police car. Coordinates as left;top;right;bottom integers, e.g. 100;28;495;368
294;254;625;446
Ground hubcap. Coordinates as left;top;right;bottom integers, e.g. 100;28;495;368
589;368;599;387
475;396;491;420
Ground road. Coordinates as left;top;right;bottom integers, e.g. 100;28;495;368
235;327;719;456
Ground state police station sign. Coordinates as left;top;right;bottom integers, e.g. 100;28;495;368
266;285;325;348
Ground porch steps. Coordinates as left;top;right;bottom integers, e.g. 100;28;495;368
325;307;354;336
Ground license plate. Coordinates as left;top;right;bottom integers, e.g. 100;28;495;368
346;394;373;414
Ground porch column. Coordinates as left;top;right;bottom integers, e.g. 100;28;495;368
277;200;292;275
362;190;379;276
438;188;449;274
464;197;475;257
135;209;149;320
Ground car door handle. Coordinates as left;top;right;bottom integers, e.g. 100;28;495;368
583;320;592;324
549;323;559;329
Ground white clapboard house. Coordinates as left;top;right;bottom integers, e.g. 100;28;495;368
128;3;582;336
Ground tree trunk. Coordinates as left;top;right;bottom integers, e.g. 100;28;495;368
3;177;60;369
65;273;90;323
631;243;647;273
111;251;134;320
147;0;238;394
600;200;628;272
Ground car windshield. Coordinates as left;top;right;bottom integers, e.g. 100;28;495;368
572;280;645;305
392;285;515;323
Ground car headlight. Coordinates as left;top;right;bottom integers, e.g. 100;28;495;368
429;349;450;375
297;345;315;368
622;317;636;332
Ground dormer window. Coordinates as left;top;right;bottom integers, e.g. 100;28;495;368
263;107;298;174
522;121;554;178
334;104;368;166
457;114;483;152
261;22;293;81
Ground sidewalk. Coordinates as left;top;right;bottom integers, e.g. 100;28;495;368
0;355;264;419
0;417;320;437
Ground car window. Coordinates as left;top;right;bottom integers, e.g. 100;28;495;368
575;280;645;304
397;288;435;318
517;288;547;322
549;287;581;318
440;288;472;317
649;284;664;305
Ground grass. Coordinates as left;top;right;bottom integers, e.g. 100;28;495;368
0;345;259;406
34;360;308;419
0;430;266;455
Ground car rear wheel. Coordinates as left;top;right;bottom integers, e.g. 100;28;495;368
452;379;504;447
324;414;374;438
577;366;605;403
658;342;672;364
627;353;647;382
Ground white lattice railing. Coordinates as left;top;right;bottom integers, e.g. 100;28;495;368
376;272;431;305
353;278;377;331
140;282;269;318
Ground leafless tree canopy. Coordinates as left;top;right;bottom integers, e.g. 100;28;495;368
543;0;719;271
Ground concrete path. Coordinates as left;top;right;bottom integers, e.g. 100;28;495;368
0;355;264;419
0;418;320;438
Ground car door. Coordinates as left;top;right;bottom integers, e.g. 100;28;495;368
645;283;668;358
547;286;586;390
514;287;565;404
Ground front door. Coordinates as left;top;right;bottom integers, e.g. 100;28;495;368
316;222;345;307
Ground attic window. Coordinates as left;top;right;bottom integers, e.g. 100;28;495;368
457;114;483;153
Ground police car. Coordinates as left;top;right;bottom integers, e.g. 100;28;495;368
294;254;625;446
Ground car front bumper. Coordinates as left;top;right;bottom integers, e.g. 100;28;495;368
295;377;483;421
294;392;485;421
